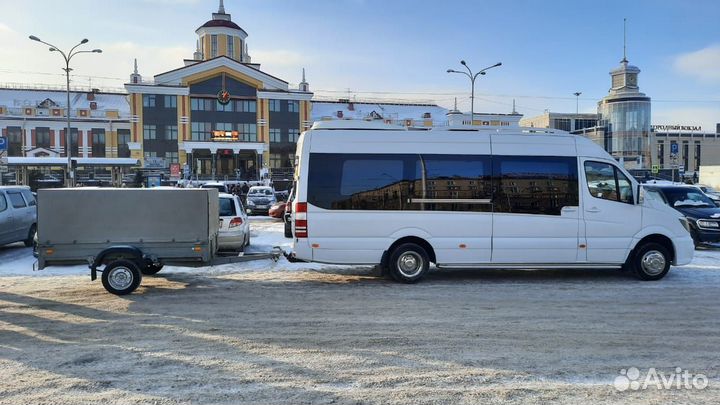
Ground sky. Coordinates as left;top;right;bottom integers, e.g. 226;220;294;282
0;0;719;130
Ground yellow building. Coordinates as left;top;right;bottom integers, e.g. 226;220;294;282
124;0;312;182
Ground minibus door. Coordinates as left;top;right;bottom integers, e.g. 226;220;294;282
581;160;642;263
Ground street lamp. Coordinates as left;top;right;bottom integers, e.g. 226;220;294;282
447;61;501;125
29;35;102;187
573;92;582;115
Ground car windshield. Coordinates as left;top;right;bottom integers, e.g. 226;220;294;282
663;188;715;208
219;197;236;216
249;189;272;195
702;186;717;193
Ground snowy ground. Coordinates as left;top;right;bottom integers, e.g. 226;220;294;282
1;218;719;404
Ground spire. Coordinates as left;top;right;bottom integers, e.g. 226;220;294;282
454;97;458;111
130;58;142;84
299;68;310;92
193;40;203;60
621;18;628;63
218;0;225;14
512;99;517;114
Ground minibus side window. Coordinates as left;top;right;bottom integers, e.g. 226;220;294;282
584;161;634;204
493;156;579;216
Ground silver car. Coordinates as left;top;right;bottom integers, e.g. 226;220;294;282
0;186;37;247
218;192;250;250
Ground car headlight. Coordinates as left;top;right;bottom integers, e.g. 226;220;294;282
696;219;720;229
247;200;255;206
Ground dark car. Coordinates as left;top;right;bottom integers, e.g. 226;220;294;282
645;185;720;246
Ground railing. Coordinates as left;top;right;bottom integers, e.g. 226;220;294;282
0;82;126;94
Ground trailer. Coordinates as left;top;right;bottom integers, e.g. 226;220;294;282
36;188;281;295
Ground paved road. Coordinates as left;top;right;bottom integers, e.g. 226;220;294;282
1;262;719;404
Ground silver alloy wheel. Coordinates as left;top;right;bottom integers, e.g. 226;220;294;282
641;250;666;276
396;251;424;278
108;267;134;290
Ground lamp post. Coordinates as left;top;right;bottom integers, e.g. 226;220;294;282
29;35;102;187
573;92;582;115
447;61;501;125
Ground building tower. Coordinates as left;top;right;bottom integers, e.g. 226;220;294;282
597;19;651;169
299;68;310;92
129;59;142;84
196;0;251;62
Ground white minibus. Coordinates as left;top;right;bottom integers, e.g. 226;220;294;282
291;121;694;283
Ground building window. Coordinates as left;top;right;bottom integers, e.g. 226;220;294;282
92;129;106;157
118;129;131;158
215;123;233;132
270;153;282;169
227;36;234;59
234;100;256;113
191;122;212;141
164;95;177;109
695;142;701;172
167;151;179;164
144;151;157;159
143;124;157;140
288;100;299;113
658;141;664;166
143;95;156;107
216;100;231;112
211;35;218;58
269;128;282;143
238;123;257;142
289;129;300;143
552;118;572;132
63;128;79;157
191;98;214;111
683;141;689;171
7;126;23;156
269;99;281;112
35;127;51;149
166;125;178;140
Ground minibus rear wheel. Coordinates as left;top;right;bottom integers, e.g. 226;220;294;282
388;243;430;283
632;242;671;281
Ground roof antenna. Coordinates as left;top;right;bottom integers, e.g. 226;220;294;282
512;99;517;114
622;18;628;63
218;0;225;14
453;97;458;111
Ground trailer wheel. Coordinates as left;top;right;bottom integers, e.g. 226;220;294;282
388;243;430;283
102;260;142;295
141;263;164;276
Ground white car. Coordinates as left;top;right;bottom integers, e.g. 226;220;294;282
218;192;250;250
245;186;277;215
202;182;230;194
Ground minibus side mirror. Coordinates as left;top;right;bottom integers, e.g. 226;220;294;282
636;184;643;205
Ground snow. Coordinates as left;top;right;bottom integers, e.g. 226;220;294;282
0;217;352;277
1;217;719;278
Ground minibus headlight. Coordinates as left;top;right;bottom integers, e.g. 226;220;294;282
696;219;720;229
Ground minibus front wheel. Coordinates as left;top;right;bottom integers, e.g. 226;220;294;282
632;242;671;281
388;243;430;283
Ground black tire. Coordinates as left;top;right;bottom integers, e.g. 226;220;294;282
387;243;430;283
632;242;671;281
24;224;36;247
141;263;164;276
101;259;142;295
284;220;292;238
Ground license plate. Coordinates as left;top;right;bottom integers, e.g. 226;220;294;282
256;205;267;209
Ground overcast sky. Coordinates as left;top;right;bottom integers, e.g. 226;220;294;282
1;0;719;130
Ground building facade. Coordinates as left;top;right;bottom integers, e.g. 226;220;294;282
520;112;599;133
0;87;133;186
125;1;312;181
653;127;720;173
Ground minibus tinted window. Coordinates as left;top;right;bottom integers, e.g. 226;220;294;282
585;161;634;204
308;153;491;212
493;156;579;215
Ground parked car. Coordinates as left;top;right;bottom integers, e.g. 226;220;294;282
268;201;286;218
201;182;229;194
644;184;720;247
697;185;720;206
0;186;38;247
245;186;277;215
218;192;250;250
